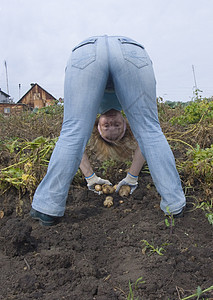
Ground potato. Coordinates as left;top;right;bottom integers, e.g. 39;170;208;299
95;184;102;192
103;196;114;207
119;185;131;197
113;184;118;191
102;184;114;194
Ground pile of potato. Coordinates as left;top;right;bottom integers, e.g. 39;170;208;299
94;184;131;208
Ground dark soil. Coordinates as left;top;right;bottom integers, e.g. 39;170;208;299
0;171;213;300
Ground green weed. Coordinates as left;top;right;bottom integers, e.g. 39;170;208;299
164;206;175;233
170;98;213;126
205;212;213;225
0;136;57;196
184;144;213;183
127;277;145;300
99;159;117;176
180;144;213;203
180;285;213;300
193;200;213;226
141;239;165;256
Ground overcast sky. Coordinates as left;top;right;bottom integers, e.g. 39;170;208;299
0;0;213;103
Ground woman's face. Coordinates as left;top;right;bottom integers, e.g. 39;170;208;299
98;109;125;141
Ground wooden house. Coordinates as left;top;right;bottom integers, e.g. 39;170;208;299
17;83;57;109
0;88;27;114
0;102;28;115
0;88;11;103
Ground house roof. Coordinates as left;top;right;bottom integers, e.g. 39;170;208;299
17;83;57;103
0;102;27;107
0;88;10;97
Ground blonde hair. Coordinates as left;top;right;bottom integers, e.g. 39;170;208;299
87;117;137;162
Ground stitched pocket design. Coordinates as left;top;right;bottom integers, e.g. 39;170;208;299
119;38;149;68
71;38;97;69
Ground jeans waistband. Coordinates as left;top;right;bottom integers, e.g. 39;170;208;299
89;35;132;39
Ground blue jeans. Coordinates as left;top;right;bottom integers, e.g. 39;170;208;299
32;35;186;216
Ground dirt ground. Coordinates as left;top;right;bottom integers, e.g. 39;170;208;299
0;168;213;300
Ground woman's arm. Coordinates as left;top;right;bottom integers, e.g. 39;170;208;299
80;152;112;189
80;144;145;178
79;152;94;177
115;144;146;193
129;144;146;176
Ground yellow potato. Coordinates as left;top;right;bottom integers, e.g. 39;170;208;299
95;184;102;192
0;210;4;219
102;184;114;194
113;184;118;191
103;196;114;207
119;185;131;197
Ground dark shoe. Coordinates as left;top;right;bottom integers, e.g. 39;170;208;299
173;208;184;218
30;208;59;226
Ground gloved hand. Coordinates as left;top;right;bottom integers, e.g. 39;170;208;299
116;172;138;194
85;173;112;194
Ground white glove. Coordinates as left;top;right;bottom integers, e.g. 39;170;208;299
85;173;112;194
116;172;138;194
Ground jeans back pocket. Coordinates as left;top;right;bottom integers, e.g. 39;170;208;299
119;38;149;68
71;38;97;69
